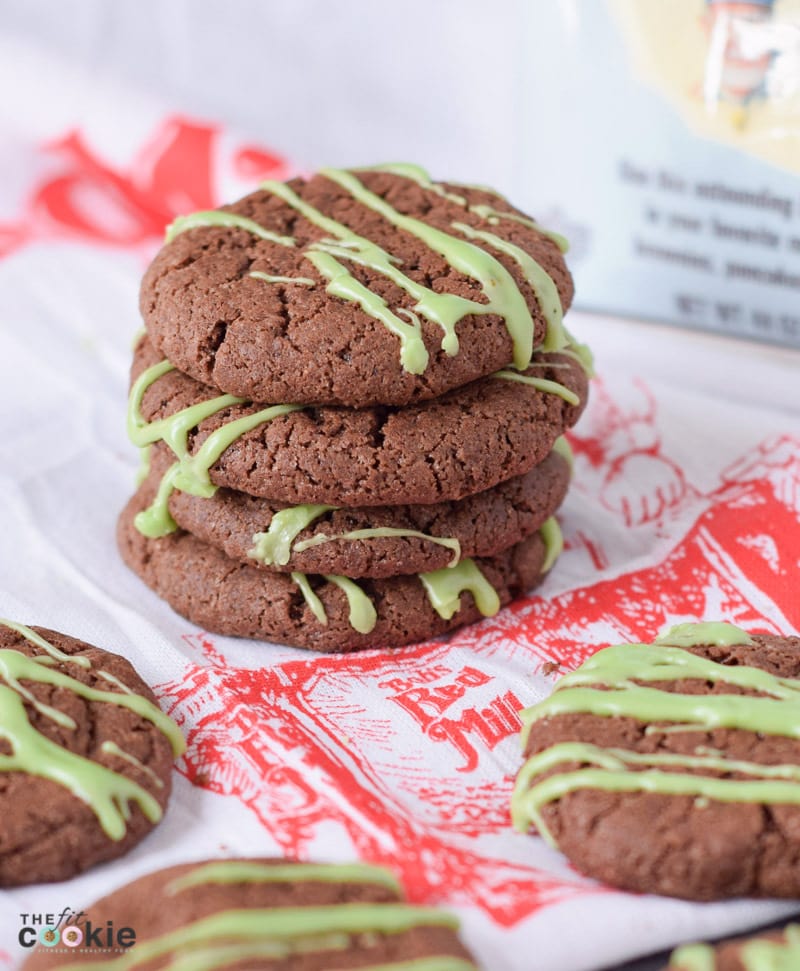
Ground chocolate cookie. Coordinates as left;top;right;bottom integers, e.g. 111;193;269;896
0;619;183;886
512;621;800;900
147;443;571;578
667;922;800;970
141;163;574;407
118;489;555;652
23;858;477;969
130;334;587;521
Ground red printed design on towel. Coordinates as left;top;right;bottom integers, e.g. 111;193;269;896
158;433;799;926
0;116;289;258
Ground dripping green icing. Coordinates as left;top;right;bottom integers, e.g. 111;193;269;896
670;924;800;971
292;572;327;625
539;517;563;574
249;270;316;287
511;740;800;844
559;329;595;378
166;861;402;896
166;211;295;247
552;435;574;471
452;221;566;351
492;368;580;406
59;904;459;971
367;162;568;253
260;179;431;373
656;620;754;648
419;559;500;621
249;504;336;566
0;686;163;840
294;527;462;568
513;626;800;845
319;168;537;370
325;575;378;634
0;618;90;668
128;359;303;538
0;647;184;755
101;741;166;790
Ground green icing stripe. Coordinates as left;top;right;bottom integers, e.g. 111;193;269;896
292;572;327;625
166;211;295;247
320;167;536;371
468;203;570;253
669;925;800;970
294;527;462;568
513;623;800;848
511;740;800;844
364;163;468;206
325;576;378;634
492;369;580;406
552;435;574;471
261;180;431;373
166;861;402;896
127;358;303;538
539;517;563;574
101;741;166;790
667;942;716;971
249;505;336;566
249;270;316;287
0;618;90;668
419;559;500;621
656;620;755;648
0;648;185;756
59;904;460;971
0;686;163;840
452;221;566;351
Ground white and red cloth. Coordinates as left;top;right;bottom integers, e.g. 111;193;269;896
1;35;800;971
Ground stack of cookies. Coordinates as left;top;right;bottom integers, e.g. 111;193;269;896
117;164;590;652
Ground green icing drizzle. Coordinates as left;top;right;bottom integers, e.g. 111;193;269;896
0;686;163;840
559;330;595;378
260;179;431;373
452;221;566;351
294;527;461;568
101;741;166;790
166;211;295;247
552;435;574;471
492;368;580;406
249;270;315;287
513;624;800;848
539;516;563;574
292;572;327;625
0;618;89;668
320;167;535;370
325;575;378;634
365;163;468;206
249;505;336;566
127;359;303;538
468;203;570;253
419;559;500;621
671;924;800;971
59;904;459;971
656;620;754;648
166;861;402;896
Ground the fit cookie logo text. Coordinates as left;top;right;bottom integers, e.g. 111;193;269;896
18;907;136;950
382;664;522;771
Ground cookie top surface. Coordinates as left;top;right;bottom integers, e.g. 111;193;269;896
512;621;800;900
23;857;477;969
141;164;574;407
129;334;587;514
118;490;554;653
667;922;800;970
148;441;570;578
0;620;183;887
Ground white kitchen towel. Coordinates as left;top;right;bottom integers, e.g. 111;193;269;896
1;37;800;971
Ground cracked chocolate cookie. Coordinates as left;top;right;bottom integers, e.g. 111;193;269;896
512;621;800;900
0;620;183;886
144;442;571;578
117;489;556;653
23;858;478;970
130;333;587;516
141;163;574;408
